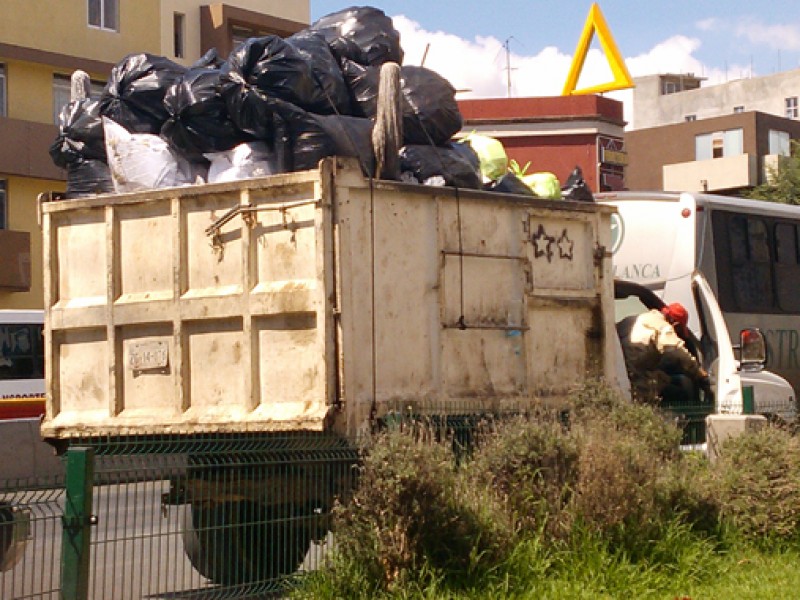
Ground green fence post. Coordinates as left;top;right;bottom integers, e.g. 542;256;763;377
742;385;755;415
61;446;95;600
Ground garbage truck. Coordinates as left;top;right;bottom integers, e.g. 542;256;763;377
39;156;620;581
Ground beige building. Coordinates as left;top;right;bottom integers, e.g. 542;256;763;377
0;0;308;309
632;70;800;130
626;70;800;192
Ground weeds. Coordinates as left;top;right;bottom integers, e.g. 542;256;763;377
292;381;800;598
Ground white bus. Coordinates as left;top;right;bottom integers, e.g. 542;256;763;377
597;191;797;422
0;310;45;420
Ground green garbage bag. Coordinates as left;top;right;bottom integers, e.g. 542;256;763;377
459;133;507;182
523;172;562;199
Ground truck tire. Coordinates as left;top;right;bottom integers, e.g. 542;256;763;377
182;500;311;585
0;503;12;569
1;502;30;572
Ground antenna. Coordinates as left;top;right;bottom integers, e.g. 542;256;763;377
504;37;518;97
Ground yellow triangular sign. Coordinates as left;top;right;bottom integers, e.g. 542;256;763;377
562;3;634;96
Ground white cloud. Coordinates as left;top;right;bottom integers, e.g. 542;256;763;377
391;14;738;128
695;18;718;32
393;16;573;98
735;21;800;51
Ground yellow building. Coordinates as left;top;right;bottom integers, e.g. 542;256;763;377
0;0;309;309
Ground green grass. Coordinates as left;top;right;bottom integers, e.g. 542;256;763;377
295;535;800;599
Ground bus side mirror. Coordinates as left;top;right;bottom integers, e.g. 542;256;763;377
738;327;767;370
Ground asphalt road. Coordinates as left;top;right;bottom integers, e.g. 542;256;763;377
2;479;329;599
2;481;205;599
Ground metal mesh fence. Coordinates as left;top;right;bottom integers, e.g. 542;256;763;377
1;480;65;600
82;433;357;599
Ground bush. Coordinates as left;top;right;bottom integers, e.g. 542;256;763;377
297;381;800;597
712;426;800;543
326;422;509;593
465;415;578;541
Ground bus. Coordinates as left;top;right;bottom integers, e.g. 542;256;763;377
596;191;797;422
0;310;45;420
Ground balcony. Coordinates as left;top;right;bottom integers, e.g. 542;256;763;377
662;153;757;192
0;229;31;291
0;117;64;181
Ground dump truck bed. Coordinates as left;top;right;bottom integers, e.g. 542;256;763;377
40;158;617;439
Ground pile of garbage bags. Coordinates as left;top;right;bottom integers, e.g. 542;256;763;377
49;5;594;202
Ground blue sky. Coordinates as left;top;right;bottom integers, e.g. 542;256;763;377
310;2;800;125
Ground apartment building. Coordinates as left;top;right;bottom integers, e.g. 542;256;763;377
0;0;308;309
626;71;800;193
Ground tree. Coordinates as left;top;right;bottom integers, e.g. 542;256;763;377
749;141;800;204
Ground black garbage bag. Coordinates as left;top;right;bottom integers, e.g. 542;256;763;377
561;166;595;202
286;30;352;115
65;158;114;199
341;63;462;145
218;75;274;139
191;48;225;69
401;66;462;146
309;6;403;67
399;143;482;189
98;53;187;134
341;59;380;118
220;36;326;116
449;140;481;173
485;172;535;197
270;99;374;174
161;67;252;161
50;98;106;168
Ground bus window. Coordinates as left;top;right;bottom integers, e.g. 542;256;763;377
774;223;800;312
726;215;774;312
0;323;43;380
0;311;45;404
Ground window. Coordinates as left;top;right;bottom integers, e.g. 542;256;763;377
0;181;6;230
774;223;800;311
52;74;105;124
685;114;696;122
663;81;678;95
733;105;745;113
729;215;773;311
695;129;743;160
769;130;791;156
786;96;798;119
174;13;185;59
0;63;6;117
0;321;45;381
88;0;118;31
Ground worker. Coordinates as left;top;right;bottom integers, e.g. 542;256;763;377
616;303;712;404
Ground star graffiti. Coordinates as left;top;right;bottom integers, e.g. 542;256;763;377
557;228;574;261
532;224;555;262
531;224;575;263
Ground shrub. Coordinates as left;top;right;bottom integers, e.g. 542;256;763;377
327;422;509;592
712;426;800;543
465;414;578;541
566;381;716;552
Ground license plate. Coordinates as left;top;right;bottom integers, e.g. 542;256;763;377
128;340;169;371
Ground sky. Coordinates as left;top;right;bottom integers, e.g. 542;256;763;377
309;1;800;127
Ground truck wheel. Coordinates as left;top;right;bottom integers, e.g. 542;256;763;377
0;503;12;569
182;501;311;585
1;502;30;572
